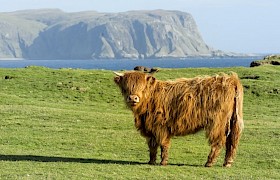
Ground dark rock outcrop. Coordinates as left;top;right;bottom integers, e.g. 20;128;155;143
250;54;280;67
134;66;159;74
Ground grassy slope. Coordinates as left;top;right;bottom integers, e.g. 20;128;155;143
0;65;279;179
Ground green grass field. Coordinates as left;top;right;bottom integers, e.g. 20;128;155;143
0;65;279;179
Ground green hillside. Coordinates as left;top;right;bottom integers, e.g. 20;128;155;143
0;66;279;179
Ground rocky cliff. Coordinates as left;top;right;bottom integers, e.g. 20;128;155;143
0;9;229;59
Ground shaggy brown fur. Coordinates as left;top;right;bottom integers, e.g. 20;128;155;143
114;71;244;167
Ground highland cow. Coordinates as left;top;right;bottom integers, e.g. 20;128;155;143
114;71;244;167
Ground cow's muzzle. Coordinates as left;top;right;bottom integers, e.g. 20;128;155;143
127;95;140;106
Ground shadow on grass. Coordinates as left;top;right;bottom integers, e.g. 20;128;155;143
0;154;144;165
0;154;201;167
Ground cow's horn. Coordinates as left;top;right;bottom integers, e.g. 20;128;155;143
113;71;124;76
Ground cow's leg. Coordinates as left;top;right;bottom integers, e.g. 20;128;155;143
223;134;236;167
205;129;227;167
160;138;171;166
205;143;223;167
205;118;228;167
147;137;159;165
223;119;242;167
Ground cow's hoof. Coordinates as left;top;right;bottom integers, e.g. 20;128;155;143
204;162;213;167
223;163;232;168
148;161;156;165
160;161;167;166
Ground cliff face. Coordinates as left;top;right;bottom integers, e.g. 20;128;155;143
1;9;220;59
0;12;47;58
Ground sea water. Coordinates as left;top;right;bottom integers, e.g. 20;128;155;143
0;58;261;70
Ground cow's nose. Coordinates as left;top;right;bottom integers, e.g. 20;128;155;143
127;95;140;103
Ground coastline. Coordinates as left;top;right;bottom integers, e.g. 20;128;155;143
0;58;25;60
0;57;260;70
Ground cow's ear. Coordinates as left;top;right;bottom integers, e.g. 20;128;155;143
113;71;123;85
114;76;122;84
147;76;156;85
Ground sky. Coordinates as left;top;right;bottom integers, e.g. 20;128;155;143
0;0;279;54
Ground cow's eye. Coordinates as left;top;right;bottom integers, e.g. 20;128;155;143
122;89;127;94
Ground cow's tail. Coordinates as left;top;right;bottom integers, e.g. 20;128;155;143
224;80;244;167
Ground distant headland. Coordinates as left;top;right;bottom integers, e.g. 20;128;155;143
0;9;255;60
